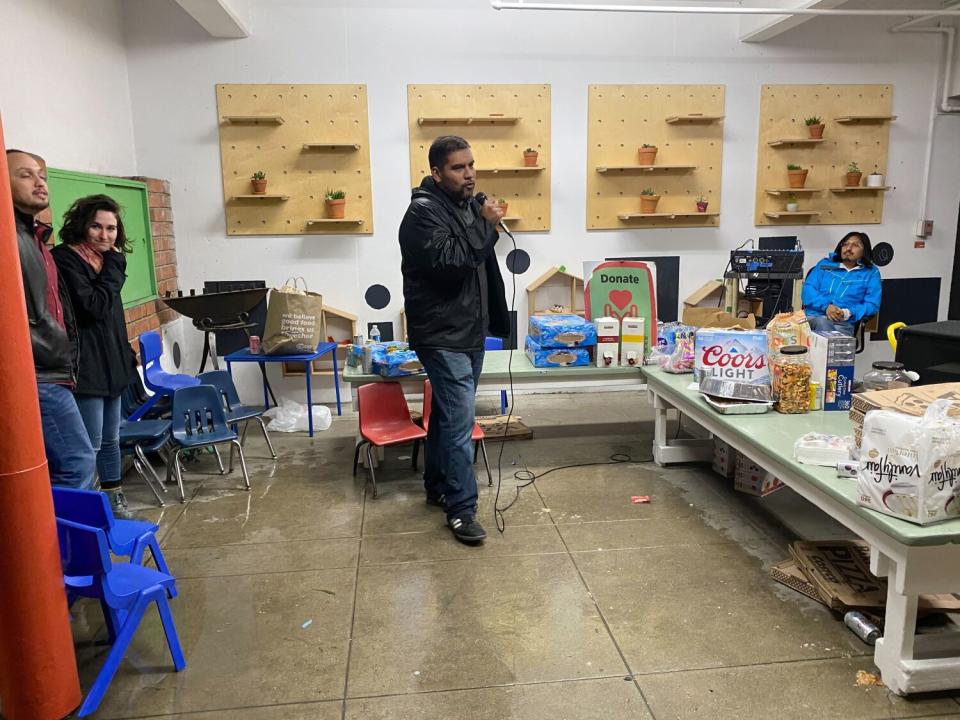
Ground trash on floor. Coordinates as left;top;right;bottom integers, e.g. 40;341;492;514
264;398;332;433
476;414;533;442
631;495;651;504
855;670;884;687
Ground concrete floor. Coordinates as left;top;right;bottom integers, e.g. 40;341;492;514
70;391;960;719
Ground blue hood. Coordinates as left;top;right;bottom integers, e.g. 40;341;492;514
801;255;881;324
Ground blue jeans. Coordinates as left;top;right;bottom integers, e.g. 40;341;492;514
419;349;484;521
76;394;123;488
807;315;855;336
37;383;96;489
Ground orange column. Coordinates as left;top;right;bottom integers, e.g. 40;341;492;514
0;117;82;718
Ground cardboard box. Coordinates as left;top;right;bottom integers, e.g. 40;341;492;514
712;438;737;479
524;336;590;368
684;279;724;307
620;317;645;367
851;382;960;418
528;314;597;348
682;307;757;329
694;328;770;385
808;331;855;411
733;454;784;497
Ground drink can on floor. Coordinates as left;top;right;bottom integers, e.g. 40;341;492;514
844;611;880;645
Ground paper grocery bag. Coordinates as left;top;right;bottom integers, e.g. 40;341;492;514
262;277;324;355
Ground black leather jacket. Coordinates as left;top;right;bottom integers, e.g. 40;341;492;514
15;208;78;384
399;178;509;352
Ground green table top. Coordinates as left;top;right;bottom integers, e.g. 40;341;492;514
643;366;960;547
342;349;646;384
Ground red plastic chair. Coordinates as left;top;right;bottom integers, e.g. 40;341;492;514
423;379;493;487
352;382;426;498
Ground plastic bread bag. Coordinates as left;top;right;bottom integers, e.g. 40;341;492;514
857;399;960;525
767;311;810;354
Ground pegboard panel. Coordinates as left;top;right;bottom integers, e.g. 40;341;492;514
216;84;373;236
407;84;551;232
586;85;725;230
754;84;893;226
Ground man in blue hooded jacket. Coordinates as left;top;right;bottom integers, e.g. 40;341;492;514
802;231;881;337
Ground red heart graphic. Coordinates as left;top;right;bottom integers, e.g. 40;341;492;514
609;289;632;310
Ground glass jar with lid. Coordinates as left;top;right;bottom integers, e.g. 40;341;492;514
862;361;919;391
772;345;811;414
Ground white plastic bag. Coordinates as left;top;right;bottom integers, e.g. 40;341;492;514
857;399;960;525
263;397;332;433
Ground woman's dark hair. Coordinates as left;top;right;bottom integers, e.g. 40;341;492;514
831;231;874;267
428;135;471;171
58;194;131;254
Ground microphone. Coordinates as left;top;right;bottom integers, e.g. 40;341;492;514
475;192;514;239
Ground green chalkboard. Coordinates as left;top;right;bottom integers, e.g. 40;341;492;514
46;169;156;309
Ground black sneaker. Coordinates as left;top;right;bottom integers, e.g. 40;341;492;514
448;515;486;544
425;493;445;508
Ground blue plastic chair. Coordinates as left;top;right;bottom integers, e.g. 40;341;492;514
129;331;200;421
484;337;509;415
119;419;171;506
56;517;185;718
51;487;175;592
169;384;251;502
198;370;277;470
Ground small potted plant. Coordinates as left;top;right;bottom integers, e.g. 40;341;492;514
250;170;267;195
325;189;346;218
640;188;660;213
867;169;885;188
523;147;539;167
696;195;708;213
496;198;509;216
846;161;862;187
805;116;825;139
637;144;658;166
785;193;799;213
787;163;808;189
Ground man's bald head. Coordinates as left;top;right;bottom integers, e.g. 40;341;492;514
6;150;49;215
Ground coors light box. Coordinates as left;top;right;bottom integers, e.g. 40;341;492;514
695;328;771;402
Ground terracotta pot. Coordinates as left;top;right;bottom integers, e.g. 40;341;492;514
251;179;267;194
787;169;808;188
637;147;658;166
523;151;539;167
808;124;825;139
846;171;863;187
640;195;660;213
696;201;708;213
325;198;346;219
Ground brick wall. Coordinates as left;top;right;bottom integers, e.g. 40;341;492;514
123;177;179;347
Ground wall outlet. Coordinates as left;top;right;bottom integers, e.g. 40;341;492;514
915;219;934;238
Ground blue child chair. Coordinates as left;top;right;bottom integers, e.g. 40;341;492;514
198;370;278;469
128;331;200;421
51;486;175;593
484;337;509;415
169;384;251;502
118;418;171;506
56;517;185;717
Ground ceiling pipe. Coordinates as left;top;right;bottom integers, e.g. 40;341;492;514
491;1;960;18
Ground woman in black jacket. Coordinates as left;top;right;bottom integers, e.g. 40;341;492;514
52;195;136;518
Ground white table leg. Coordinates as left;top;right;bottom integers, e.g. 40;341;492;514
650;389;713;466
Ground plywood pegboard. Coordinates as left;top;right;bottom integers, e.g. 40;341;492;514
407;84;551;232
754;84;893;227
216;84;373;236
586;85;725;230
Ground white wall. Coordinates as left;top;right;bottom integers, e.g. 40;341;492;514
118;0;960;402
0;0;138;175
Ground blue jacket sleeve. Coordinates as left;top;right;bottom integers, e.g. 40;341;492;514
846;268;882;323
801;263;833;314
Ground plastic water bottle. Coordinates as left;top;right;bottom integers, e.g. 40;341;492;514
370;325;381;344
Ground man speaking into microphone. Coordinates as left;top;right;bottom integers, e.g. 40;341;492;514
399;135;510;544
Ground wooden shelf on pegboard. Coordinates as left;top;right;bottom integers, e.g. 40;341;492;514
306;218;364;225
767;138;825;147
596;165;697;173
231;194;290;201
665;114;724;124
835;115;897;123
763;211;821;219
754;84;893;226
619;211;719;220
408;85;551;232
221;115;284;125
216;84;373;236
829;186;891;192
475;167;545;174
301;143;360;150
417;116;520;125
765;188;823;195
